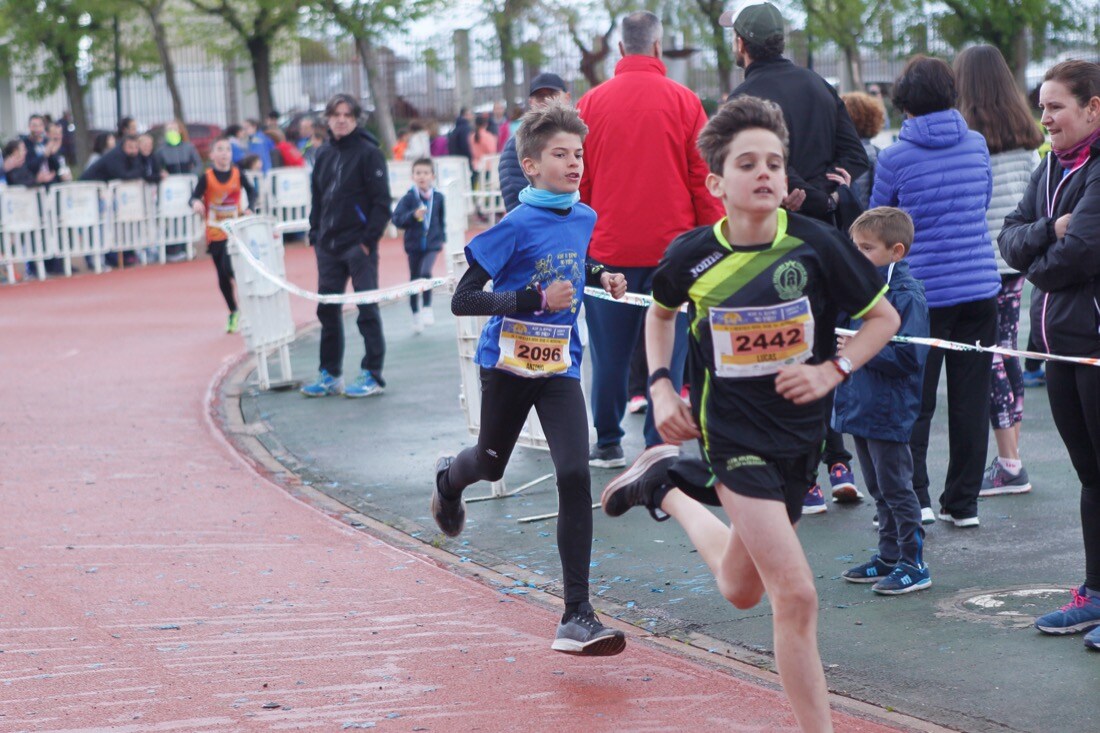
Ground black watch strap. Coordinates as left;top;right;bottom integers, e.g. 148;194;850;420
648;367;672;388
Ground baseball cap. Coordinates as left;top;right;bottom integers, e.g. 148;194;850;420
719;2;785;41
528;73;567;97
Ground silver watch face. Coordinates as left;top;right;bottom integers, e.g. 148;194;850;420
837;356;852;374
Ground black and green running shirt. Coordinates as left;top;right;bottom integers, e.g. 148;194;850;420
651;209;887;459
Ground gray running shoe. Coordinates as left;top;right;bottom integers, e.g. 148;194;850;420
589;444;626;469
551;606;626;656
601;444;678;520
430;455;464;537
979;458;1032;496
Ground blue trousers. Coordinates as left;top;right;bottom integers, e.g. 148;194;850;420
584;266;688;449
853;436;924;567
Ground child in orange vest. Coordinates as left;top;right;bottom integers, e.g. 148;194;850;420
190;136;255;333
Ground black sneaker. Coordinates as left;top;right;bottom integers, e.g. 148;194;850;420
430;455;465;537
551;606;626;656
601;444;679;521
589;444;626;468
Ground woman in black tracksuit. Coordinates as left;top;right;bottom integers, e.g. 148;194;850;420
999;60;1100;649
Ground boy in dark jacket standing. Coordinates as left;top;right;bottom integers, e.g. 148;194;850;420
391;158;445;333
835;208;932;595
300;93;392;399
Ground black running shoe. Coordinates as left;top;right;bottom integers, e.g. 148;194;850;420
431;455;465;537
600;444;678;521
551;607;626;656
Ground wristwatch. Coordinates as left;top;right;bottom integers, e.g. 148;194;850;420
830;356;853;381
648;367;672;388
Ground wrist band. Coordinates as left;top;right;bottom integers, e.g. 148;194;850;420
539;287;548;312
648;367;672;388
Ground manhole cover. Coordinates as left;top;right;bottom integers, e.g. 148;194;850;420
941;586;1071;628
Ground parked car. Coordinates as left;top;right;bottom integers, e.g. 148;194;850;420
146;121;223;161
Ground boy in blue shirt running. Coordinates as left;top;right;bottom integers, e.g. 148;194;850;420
431;103;629;656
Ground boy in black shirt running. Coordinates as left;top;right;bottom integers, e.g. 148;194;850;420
601;96;899;732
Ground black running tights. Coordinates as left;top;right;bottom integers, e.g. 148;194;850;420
1047;362;1100;590
208;240;237;313
444;368;592;605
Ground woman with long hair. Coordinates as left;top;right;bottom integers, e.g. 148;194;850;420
1000;60;1100;650
870;55;1000;527
155;119;203;175
954;45;1044;498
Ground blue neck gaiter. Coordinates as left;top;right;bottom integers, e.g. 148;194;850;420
518;185;580;209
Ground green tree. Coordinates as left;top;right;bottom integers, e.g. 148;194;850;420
798;0;895;92
118;0;187;122
692;0;736;96
483;0;537;108
314;0;438;154
545;0;630;89
935;0;1081;90
0;0;121;163
186;0;301;118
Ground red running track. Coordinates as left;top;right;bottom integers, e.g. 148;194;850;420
0;239;908;732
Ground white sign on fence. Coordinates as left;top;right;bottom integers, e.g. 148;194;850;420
159;175;195;217
274;169;310;206
114;182;145;223
57;185;101;227
3;187;42;233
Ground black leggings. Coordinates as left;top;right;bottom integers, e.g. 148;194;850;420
208;240;237;313
407;249;438;313
444;368;593;605
1046;362;1100;590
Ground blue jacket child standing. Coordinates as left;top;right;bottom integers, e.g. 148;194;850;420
391;157;446;332
833;207;932;595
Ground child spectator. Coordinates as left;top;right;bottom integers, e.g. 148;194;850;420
392;127;409;161
432;102;630;656
469;113;498;174
954;44;1045;498
834;207;931;594
266;127;305;167
600;96;898;729
138;133;164;183
405;121;431;161
238;154;263;173
391;158;445;334
840;91;886;208
189;137;256;334
304;127;326;168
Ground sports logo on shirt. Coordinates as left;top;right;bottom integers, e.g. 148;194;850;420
773;260;808;300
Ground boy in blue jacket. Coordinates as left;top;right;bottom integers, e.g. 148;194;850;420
391;158;446;333
834;207;932;595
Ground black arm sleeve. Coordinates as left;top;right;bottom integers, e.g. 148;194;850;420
239;168;257;210
190;174;207;205
585;260;606;287
451;260;542;316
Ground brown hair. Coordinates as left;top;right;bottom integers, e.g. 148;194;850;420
1044;60;1100;108
849;207;915;255
170;119;190;143
841;92;885;140
516;102;588;163
697;96;788;174
955;45;1043;154
266;127;285;144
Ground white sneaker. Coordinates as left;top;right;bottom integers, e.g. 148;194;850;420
422;307;435;326
921;507;936;525
412;311;424;334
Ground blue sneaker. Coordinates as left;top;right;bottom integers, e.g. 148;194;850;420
1084;625;1100;650
1035;586;1100;634
802;483;827;515
1022;368;1046;388
829;462;863;503
872;561;931;595
300;370;344;397
344;370;384;398
843;555;895;584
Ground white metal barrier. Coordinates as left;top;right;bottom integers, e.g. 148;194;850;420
155;175;201;262
108;180;151;266
222;216;297;390
265;167;311;232
0;186;53;282
52;182;108;275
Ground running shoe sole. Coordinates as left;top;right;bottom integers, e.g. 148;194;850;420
979;483;1033;497
938;512;980;528
1035;620;1100;635
600;445;680;510
344;387;385;398
831;485;862;503
551;633;627;656
802;503;827;515
873;578;932;595
590;456;627;469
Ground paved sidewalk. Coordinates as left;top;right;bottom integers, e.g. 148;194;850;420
1;241;911;732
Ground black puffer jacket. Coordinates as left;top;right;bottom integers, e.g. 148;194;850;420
498;133;527;212
999;143;1100;357
79;146;143;183
309;128;391;251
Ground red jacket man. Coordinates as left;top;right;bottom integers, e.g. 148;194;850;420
577;10;723;469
